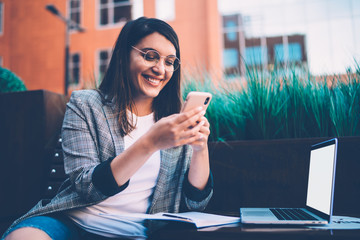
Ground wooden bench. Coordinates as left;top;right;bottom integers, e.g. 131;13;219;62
0;90;68;234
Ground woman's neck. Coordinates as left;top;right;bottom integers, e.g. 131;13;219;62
133;98;153;116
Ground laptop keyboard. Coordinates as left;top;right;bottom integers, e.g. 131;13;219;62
270;208;318;221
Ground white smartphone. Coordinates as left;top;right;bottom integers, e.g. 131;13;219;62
181;91;212;113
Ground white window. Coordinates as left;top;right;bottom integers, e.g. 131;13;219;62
69;53;81;85
68;0;82;27
0;2;3;35
156;0;175;22
98;0;132;27
132;0;143;20
98;49;112;81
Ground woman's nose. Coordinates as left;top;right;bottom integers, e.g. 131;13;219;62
152;59;166;75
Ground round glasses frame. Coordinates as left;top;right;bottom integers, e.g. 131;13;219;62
131;46;180;72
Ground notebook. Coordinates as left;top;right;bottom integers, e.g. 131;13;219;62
240;138;338;225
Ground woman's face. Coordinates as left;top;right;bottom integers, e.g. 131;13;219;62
129;32;176;101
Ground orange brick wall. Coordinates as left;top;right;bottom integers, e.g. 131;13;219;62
0;0;67;93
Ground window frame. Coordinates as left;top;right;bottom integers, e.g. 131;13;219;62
96;48;112;83
67;0;83;32
69;52;82;86
96;0;132;29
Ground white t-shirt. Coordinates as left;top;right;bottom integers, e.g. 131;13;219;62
67;112;161;237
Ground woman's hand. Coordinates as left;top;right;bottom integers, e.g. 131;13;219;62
146;107;211;191
188;116;210;152
144;106;207;151
110;107;206;186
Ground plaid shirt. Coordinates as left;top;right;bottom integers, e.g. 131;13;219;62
4;89;213;236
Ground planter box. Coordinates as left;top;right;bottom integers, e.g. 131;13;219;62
207;137;360;218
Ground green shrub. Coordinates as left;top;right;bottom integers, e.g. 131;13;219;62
182;64;360;142
0;67;27;93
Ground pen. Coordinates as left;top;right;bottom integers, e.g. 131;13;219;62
163;214;193;222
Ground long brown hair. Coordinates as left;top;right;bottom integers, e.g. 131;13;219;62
98;17;182;136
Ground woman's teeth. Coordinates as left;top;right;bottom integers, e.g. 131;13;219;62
147;77;160;84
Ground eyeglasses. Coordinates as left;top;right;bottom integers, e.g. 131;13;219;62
131;46;180;72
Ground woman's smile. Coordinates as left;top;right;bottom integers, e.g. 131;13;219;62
142;74;163;87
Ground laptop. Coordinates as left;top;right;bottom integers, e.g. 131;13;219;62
240;138;338;225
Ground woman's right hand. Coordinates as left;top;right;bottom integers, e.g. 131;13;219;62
145;106;206;151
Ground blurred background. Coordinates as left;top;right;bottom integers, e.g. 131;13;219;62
1;0;359;95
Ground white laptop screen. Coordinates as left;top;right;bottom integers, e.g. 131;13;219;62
306;143;336;215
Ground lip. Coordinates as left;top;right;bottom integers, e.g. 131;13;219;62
142;74;163;86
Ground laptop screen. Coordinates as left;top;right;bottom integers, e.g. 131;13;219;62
306;139;337;216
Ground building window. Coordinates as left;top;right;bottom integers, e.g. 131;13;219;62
245;46;266;66
98;49;112;80
99;0;131;27
69;53;81;85
223;48;238;69
0;2;3;35
156;0;175;21
274;43;302;63
0;56;3;66
225;20;237;42
132;0;143;19
68;0;81;27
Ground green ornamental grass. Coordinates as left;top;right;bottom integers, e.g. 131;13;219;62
182;63;360;142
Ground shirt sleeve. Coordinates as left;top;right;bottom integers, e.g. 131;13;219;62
92;157;130;196
182;169;214;210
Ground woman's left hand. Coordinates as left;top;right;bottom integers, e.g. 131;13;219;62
189;116;210;152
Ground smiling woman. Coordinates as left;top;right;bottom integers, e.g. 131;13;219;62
2;17;213;240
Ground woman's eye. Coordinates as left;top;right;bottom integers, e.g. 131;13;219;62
145;52;159;61
165;58;175;66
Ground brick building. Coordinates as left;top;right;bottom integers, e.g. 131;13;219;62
0;0;222;95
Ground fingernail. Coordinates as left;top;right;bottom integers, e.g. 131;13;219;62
200;110;206;115
197;106;203;111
